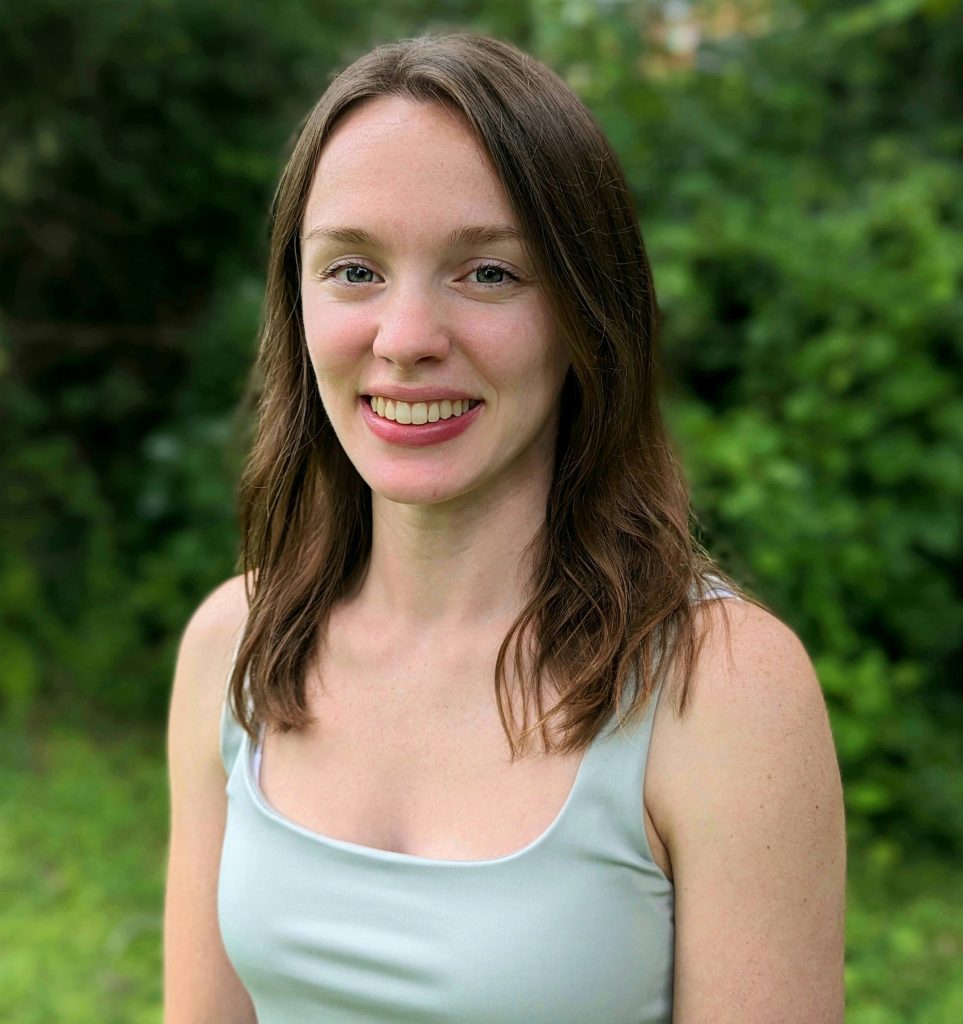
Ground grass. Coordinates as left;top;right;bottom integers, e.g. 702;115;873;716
0;724;166;1024
1;723;961;1022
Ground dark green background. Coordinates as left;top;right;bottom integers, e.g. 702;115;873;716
2;1;960;1019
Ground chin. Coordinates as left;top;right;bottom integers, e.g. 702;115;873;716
371;485;464;507
363;469;476;508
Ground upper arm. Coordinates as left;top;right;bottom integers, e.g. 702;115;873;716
163;574;258;1024
662;601;847;1023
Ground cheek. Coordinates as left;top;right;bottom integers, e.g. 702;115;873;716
496;300;566;385
301;294;371;373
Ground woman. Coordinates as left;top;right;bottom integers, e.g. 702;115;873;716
164;32;846;1024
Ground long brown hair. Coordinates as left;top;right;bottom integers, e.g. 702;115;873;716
230;31;767;758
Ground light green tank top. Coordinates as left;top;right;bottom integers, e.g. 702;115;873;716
218;585;736;1023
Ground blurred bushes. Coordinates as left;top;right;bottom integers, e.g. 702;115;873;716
1;0;961;854
0;0;394;722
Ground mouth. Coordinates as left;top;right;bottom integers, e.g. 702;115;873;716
363;395;483;425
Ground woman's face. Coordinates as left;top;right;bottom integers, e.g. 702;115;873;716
299;95;571;508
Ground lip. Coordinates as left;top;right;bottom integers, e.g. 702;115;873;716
360;395;484;447
361;386;481;403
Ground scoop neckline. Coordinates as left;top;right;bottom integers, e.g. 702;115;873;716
239;722;604;869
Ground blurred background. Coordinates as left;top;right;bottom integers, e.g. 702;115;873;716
1;0;960;1019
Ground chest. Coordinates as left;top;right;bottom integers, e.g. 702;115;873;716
258;656;586;861
255;623;673;874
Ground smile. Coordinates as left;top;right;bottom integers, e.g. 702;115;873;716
366;396;482;425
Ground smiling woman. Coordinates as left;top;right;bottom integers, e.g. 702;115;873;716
163;31;846;1024
299;96;568;503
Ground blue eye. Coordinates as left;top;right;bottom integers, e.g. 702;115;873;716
472;263;519;286
324;263;377;284
474;265;504;285
323;262;383;286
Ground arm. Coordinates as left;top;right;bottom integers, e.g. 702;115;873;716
163;575;258;1024
661;601;847;1023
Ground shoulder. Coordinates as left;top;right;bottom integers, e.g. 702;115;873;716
650;597;838;841
688;595;824;718
178;574;250;676
650;598;847;1020
182;573;250;642
167;574;251;776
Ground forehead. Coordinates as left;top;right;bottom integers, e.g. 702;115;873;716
303;96;517;233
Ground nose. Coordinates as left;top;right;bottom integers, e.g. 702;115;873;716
371;276;451;369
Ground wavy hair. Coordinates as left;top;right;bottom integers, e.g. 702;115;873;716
229;31;767;758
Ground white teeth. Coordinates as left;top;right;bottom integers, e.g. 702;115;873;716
369;396;479;424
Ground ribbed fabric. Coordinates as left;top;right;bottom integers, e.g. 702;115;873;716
218;584;736;1023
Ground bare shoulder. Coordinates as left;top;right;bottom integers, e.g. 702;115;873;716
697;596;826;715
181;573;250;650
650;598;847;1021
168;574;251;776
177;574;250;682
649;597;834;806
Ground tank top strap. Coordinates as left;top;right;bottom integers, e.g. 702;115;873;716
219;624;248;779
697;574;739;602
554;670;669;873
557;580;740;870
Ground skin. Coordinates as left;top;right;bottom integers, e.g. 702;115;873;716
164;94;846;1023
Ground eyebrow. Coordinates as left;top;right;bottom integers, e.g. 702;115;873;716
300;223;526;250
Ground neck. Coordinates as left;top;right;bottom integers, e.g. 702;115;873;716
348;469;551;640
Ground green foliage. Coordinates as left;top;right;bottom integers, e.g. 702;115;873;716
1;0;960;874
543;0;963;853
0;0;366;720
0;0;371;323
845;838;963;1023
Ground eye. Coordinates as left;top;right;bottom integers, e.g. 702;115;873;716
468;263;520;287
320;261;381;285
341;265;375;284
